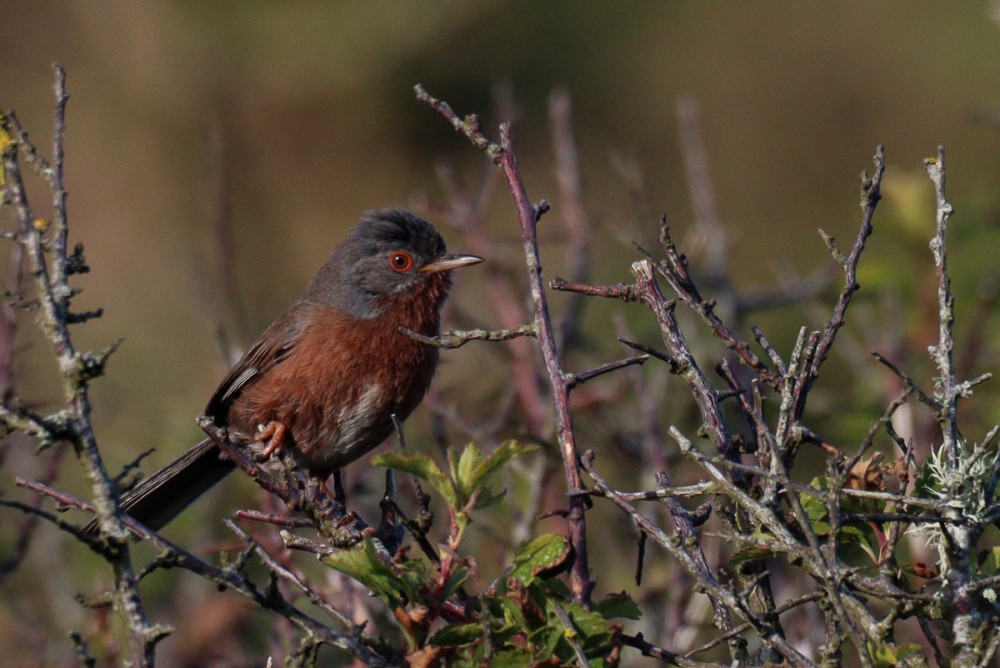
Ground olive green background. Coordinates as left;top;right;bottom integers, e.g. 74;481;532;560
4;2;1000;664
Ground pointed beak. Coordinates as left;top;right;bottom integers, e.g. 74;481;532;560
420;253;484;274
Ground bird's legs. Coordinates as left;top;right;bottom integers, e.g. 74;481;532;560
254;420;287;461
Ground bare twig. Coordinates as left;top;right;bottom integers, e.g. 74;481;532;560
636;224;783;391
400;324;536;349
808;146;885;383
565;354;648;389
2;65;161;665
417;84;594;605
924;146;959;461
582;449;813;666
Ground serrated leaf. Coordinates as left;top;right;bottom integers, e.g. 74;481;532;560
487;650;535;668
373;451;456;507
800;489;829;522
453;441;537;508
429;623;484;647
498;592;530;630
556;602;613;642
455;442;486;505
799;492;830;535
536;599;614;664
447;447;461;495
751;523;777;542
531;622;563;659
810;475;834;491
841;523;879;563
322;538;422;607
441;563;471;601
511;534;571;585
593;591;641;620
473;485;507;510
468;440;538;494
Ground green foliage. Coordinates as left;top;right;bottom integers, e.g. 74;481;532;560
323;442;637;665
800;476;885;565
375;440;536;511
730;476;891;569
323;538;446;614
866;640;928;668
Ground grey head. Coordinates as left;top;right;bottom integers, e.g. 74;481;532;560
305;209;482;319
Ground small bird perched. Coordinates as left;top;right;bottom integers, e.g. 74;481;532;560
87;209;482;533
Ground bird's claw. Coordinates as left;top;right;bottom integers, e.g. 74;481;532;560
255;420;287;461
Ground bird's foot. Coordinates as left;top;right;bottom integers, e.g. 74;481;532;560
255;420;287;461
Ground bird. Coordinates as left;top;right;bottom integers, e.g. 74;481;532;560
86;209;482;533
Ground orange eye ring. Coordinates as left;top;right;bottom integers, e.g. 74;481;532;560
388;251;415;273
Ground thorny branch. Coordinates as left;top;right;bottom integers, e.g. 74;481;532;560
417;83;598;605
550;143;996;665
2;65;163;666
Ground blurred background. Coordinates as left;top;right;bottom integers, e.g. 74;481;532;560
5;1;1000;665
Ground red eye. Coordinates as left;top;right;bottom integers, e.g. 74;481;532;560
389;251;414;272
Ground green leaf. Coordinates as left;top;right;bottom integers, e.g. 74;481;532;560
373;451;456;507
467;440;538;494
488;650;535;668
473;485;507;510
840;523;879;563
593;591;641;621
322;537;423;608
452;441;538;508
375;442;536;512
867;641;928;668
455;442;486;505
497;591;531;630
429;623;484;647
531;622;563;659
441;563;471;602
510;534;571;585
800;486;831;535
536;597;614;663
558;601;612;644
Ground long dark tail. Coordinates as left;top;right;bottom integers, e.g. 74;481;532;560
84;438;235;534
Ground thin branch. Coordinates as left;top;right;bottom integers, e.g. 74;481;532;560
582;449;814;667
550;276;639;301
871;351;937;409
565;354;648;389
400;324;536;349
636;226;783;391
808;145;885;382
417;84;594;605
3;65;157;665
924;146;959;460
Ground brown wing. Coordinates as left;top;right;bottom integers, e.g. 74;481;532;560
205;303;312;421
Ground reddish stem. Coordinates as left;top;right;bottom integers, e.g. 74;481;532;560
494;123;593;605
